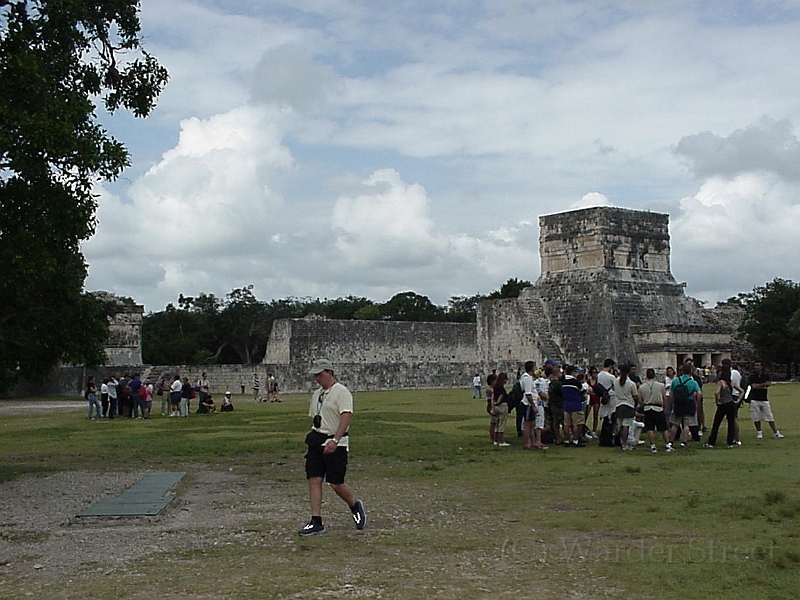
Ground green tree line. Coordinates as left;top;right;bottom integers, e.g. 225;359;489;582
142;279;534;365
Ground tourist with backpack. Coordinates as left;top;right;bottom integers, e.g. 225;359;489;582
669;363;701;446
128;373;142;418
508;375;524;438
596;359;617;446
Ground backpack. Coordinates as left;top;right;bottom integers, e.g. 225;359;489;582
137;385;148;401
740;375;751;402
508;381;524;409
671;376;695;416
593;381;611;405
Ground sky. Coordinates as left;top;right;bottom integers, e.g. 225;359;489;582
83;0;800;314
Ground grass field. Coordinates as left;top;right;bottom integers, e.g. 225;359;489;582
0;383;798;599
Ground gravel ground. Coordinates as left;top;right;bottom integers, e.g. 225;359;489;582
0;466;307;597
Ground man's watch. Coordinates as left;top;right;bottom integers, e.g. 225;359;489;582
331;438;339;445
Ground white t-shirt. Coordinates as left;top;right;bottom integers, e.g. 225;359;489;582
309;382;353;449
614;378;638;409
520;372;535;406
597;370;617;418
472;376;482;387
107;379;118;399
731;369;742;398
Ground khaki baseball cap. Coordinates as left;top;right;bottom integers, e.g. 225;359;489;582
309;359;334;375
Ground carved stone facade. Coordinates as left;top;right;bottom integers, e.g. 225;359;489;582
93;292;144;366
476;207;731;373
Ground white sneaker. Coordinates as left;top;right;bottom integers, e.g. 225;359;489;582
498;442;511;447
774;431;785;439
756;431;763;439
665;445;675;453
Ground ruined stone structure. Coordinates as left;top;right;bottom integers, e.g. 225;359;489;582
257;207;732;391
261;316;478;393
93;292;144;366
19;207;739;397
477;207;731;373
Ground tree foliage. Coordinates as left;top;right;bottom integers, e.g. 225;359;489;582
739;278;800;369
0;1;168;392
142;279;538;365
488;277;533;299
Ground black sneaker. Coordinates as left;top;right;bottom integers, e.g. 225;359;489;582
352;499;367;531
298;521;325;536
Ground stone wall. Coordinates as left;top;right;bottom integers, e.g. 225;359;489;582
476;298;547;372
262;316;480;392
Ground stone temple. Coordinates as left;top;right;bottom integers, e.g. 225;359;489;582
477;206;731;373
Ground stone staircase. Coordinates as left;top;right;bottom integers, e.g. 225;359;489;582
516;294;565;363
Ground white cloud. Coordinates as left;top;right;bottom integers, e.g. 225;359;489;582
85;105;296;307
331;168;446;268
571;192;612;210
671;173;800;305
84;1;800;312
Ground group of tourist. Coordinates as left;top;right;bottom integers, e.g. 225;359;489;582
84;371;235;419
84;372;153;420
481;357;784;452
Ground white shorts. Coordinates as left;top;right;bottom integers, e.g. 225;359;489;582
750;400;774;422
534;402;545;430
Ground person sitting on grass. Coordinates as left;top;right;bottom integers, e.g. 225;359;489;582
197;394;216;414
221;391;234;412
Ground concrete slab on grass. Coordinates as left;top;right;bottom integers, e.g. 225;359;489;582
77;471;185;517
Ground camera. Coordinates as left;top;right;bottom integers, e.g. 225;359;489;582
313;414;322;428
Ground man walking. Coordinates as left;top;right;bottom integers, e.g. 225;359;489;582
299;359;367;536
